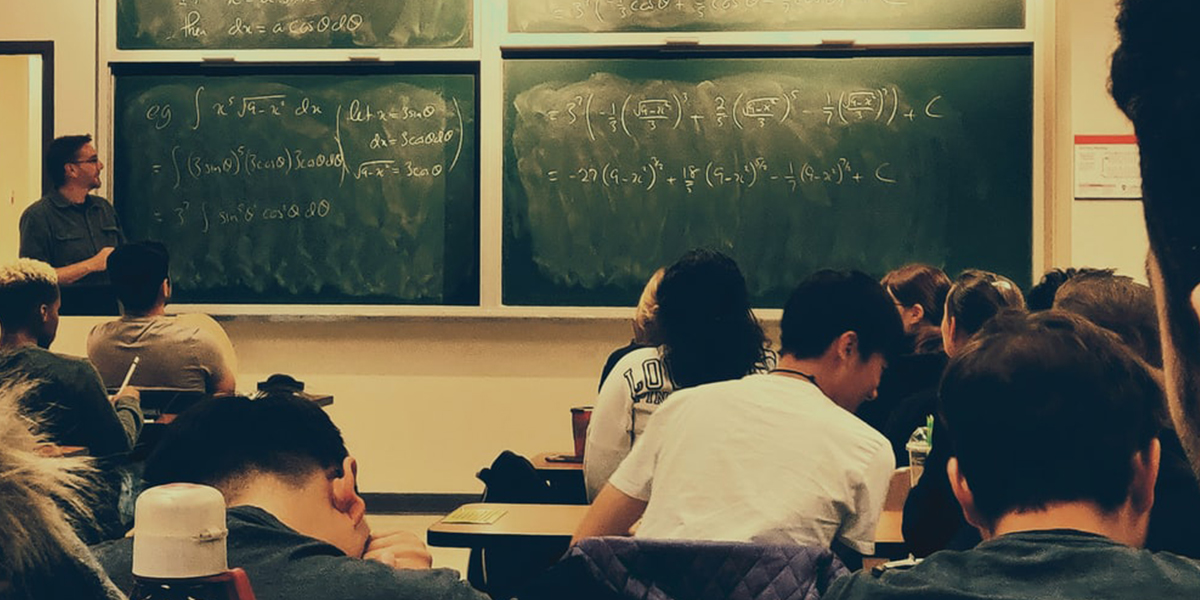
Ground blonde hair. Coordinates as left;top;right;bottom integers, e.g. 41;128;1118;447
0;380;105;589
632;268;666;345
0;259;57;288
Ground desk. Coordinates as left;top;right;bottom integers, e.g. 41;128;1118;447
531;452;583;471
428;502;906;553
531;452;587;504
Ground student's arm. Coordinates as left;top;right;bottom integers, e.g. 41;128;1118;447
583;357;640;500
836;440;895;556
73;361;140;456
571;484;647;546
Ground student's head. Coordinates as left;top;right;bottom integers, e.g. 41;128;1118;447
631;267;666;346
1025;267;1115;312
143;393;368;558
45;134;101;190
881;263;951;352
780;270;905;410
941;270;1026;357
107;242;170;315
1111;0;1200;477
0;259;61;348
655;249;767;389
940;311;1162;542
1054;272;1161;369
0;379;118;599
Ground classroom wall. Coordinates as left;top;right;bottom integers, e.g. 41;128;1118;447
3;0;1151;495
1067;0;1149;280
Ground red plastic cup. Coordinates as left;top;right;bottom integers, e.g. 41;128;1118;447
571;406;593;458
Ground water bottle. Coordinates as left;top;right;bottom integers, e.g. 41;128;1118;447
129;483;256;600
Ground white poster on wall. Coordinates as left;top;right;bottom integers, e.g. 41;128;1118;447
1074;135;1142;199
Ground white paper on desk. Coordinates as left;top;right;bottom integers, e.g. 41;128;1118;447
441;507;507;524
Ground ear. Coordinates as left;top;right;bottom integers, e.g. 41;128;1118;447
945;316;958;344
836;331;859;361
948;457;993;539
160;279;171;301
331;456;367;525
905;303;925;328
1130;438;1161;516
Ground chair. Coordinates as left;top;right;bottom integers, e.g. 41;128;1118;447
519;537;848;600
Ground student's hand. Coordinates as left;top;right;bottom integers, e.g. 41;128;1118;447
110;386;140;405
88;246;115;273
363;530;433;570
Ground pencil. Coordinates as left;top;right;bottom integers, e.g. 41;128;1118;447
118;356;140;394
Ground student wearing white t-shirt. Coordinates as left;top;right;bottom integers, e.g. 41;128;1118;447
574;270;904;556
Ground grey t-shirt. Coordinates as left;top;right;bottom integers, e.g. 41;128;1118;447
87;313;237;395
825;529;1200;600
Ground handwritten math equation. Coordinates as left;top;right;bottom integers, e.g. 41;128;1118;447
537;85;944;141
171;5;365;41
139;86;466;192
520;0;911;28
544;155;896;193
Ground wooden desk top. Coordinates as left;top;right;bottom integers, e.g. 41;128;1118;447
428;503;906;551
531;452;584;471
427;503;586;548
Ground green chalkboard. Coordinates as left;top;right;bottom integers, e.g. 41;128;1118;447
117;0;472;49
113;65;478;305
509;0;1023;33
504;51;1032;307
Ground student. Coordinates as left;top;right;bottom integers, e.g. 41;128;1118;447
1024;267;1114;312
1110;0;1200;480
87;241;238;395
899;270;1025;555
825;311;1200;600
0;380;127;600
857;264;951;434
596;267;665;390
1053;270;1200;558
584;249;770;500
574;270;902;556
0;258;141;542
92;392;487;600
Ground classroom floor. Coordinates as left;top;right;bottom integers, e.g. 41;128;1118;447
365;513;470;576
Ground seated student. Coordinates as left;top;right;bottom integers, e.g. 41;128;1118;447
87;242;238;395
899;270;1024;555
1052;271;1200;558
596;267;665;390
92;392;487;600
825;311;1200;599
0;380;127;600
0;258;141;542
885;270;1025;466
1024;267;1114;312
574;270;903;556
584;249;771;500
857;264;951;434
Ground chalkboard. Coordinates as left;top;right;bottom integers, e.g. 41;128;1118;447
509;0;1024;33
113;65;478;305
504;51;1032;307
117;0;472;49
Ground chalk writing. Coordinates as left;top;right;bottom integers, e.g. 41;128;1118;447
508;0;1024;33
118;0;472;49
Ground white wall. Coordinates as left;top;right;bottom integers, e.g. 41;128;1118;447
0;55;39;261
1067;0;1148;280
5;0;1156;494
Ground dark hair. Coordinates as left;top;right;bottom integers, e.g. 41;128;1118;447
882;263;951;353
939;310;1163;524
944;270;1026;339
1111;0;1200;430
1054;272;1161;369
107;242;169;315
780;269;905;361
1025;267;1115;312
655;249;768;389
45;135;92;188
0;260;59;333
143;393;349;495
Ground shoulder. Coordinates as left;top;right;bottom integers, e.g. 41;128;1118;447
19;196;54;222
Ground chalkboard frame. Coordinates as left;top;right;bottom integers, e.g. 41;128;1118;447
500;45;1036;308
109;61;482;307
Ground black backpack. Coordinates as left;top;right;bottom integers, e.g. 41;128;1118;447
467;451;575;599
